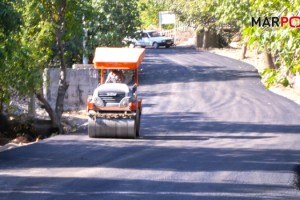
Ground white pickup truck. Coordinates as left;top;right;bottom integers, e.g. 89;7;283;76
129;30;174;49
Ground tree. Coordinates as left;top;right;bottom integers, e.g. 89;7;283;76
164;0;217;48
2;0;141;134
86;0;141;53
138;0;167;29
0;1;21;112
216;0;251;59
242;0;300;87
215;0;300;87
9;0;89;134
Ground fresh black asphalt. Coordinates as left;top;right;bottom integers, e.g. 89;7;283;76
1;47;300;199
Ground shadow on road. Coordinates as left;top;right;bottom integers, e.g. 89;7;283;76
1;131;300;173
0;136;299;199
1;112;299;199
0;175;293;200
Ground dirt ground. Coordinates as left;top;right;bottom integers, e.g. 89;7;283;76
0;110;87;152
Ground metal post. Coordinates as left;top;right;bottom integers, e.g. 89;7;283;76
100;69;105;84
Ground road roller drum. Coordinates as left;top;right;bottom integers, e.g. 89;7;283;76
88;117;136;138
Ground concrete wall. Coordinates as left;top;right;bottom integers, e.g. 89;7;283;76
43;68;99;110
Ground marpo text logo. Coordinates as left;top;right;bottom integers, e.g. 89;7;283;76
251;16;300;28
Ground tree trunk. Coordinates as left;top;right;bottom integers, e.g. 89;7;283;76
202;29;209;49
241;43;247;59
264;48;275;69
28;93;36;118
0;100;3;113
54;0;68;134
273;49;280;69
0;112;9;134
36;91;60;131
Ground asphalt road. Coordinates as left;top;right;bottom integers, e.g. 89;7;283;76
1;47;300;199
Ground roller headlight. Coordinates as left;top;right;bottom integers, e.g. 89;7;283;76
120;97;131;107
92;96;104;107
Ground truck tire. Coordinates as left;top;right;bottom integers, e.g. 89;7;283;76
153;42;159;49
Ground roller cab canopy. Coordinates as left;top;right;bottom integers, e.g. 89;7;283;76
93;47;145;70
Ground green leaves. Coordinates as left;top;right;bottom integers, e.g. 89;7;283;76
138;0;167;29
164;0;218;30
216;0;300;87
0;1;21;34
87;0;141;49
0;0;142;103
0;1;22;105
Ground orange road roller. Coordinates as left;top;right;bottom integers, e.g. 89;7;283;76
87;47;145;138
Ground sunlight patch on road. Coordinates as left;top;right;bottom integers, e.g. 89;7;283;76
0;167;293;186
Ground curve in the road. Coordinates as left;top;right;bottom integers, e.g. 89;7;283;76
1;47;300;200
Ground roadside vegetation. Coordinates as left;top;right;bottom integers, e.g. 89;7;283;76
161;0;300;88
141;0;299;89
0;0;141;142
0;0;299;144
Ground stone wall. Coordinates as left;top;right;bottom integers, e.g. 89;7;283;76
43;68;99;110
